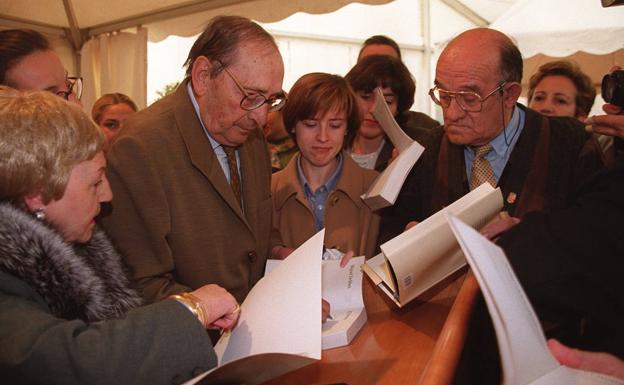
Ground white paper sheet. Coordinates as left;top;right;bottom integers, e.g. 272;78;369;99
184;230;324;385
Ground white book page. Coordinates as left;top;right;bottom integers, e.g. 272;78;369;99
532;366;624;385
378;184;502;305
321;257;367;349
322;256;365;313
362;142;425;211
214;230;324;364
372;87;414;153
361;88;425;210
361;252;396;292
183;231;325;385
446;214;624;385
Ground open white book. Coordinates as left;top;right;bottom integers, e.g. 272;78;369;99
362;183;502;307
446;214;624;385
183;230;324;385
321;256;367;350
265;254;367;350
361;87;425;211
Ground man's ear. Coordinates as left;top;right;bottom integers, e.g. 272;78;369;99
190;56;214;97
503;82;522;108
23;192;45;213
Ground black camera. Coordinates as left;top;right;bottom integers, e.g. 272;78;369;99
601;70;624;108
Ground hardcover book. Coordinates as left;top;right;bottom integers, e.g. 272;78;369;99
361;87;425;211
362;184;503;307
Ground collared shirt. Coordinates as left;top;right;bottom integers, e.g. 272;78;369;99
297;153;344;231
464;106;525;183
187;82;240;182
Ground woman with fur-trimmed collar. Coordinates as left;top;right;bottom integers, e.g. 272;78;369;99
0;88;240;385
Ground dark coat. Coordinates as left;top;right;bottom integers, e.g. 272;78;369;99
380;105;605;242
101;79;280;304
374;111;438;172
498;164;624;357
0;203;216;385
272;153;380;258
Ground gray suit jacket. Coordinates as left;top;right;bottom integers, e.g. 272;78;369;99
0;271;216;385
102;79;279;303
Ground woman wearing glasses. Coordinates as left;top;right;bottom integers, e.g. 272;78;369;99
0;29;82;105
271;73;380;262
0;88;240;385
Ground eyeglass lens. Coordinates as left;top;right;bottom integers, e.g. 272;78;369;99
431;88;482;112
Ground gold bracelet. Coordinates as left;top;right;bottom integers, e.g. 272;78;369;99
169;294;207;327
182;292;209;326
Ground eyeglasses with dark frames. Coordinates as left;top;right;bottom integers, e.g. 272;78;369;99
55;76;83;101
429;82;506;112
216;61;286;112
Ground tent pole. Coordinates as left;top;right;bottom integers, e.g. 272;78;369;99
62;0;84;76
421;0;433;116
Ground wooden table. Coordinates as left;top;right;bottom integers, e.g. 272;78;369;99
263;271;473;385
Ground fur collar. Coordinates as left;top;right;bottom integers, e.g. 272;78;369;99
0;203;142;321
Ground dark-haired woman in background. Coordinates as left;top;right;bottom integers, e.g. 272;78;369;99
345;55;436;171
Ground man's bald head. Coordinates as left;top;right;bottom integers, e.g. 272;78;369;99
441;28;523;84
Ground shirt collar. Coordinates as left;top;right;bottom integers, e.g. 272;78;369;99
483;105;522;158
187;81;221;152
297;153;344;196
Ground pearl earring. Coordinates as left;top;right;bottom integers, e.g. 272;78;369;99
34;208;46;221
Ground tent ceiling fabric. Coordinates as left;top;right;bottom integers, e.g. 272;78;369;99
0;0;395;43
490;0;624;58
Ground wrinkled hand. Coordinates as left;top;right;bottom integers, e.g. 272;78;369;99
190;284;240;331
480;211;520;240
548;339;624;380
321;299;331;323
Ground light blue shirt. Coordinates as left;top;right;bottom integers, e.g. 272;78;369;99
464;106;525;183
187;82;240;182
297;154;344;232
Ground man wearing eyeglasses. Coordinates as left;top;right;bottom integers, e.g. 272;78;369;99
380;28;603;241
101;16;289;307
0;29;82;104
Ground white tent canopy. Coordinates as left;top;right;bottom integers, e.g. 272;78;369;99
1;0;516;110
0;0;395;45
490;0;624;57
490;0;624;96
1;0;395;109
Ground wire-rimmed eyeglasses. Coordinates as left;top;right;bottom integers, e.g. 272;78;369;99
55;76;83;101
429;82;506;112
217;61;286;112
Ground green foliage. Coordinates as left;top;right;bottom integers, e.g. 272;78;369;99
155;81;180;100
